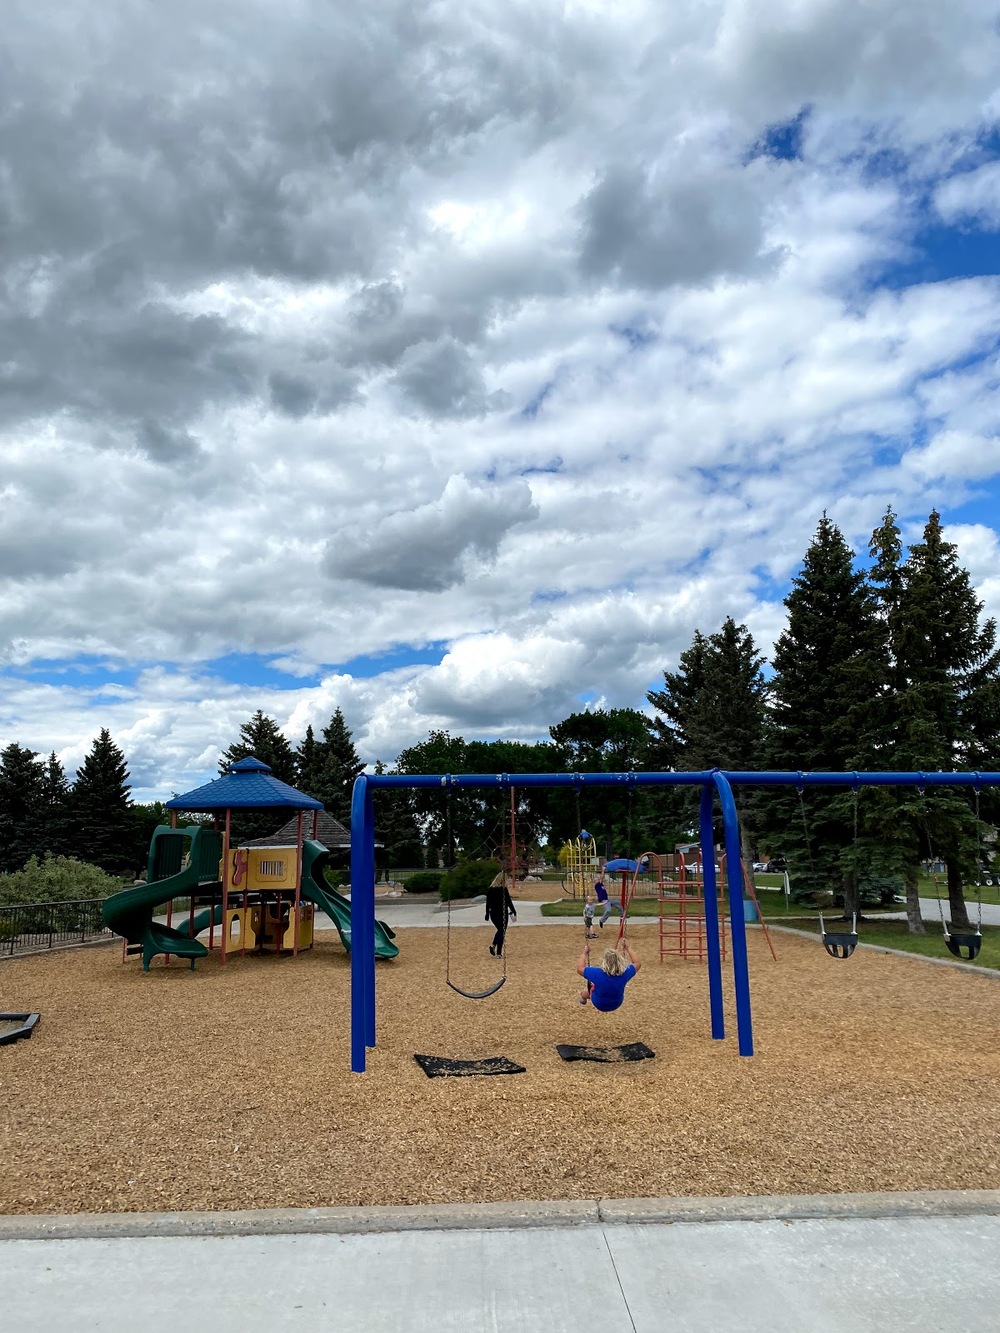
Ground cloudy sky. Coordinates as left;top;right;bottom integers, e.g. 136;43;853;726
2;0;1000;801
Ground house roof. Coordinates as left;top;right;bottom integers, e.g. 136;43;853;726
247;810;352;848
166;756;323;813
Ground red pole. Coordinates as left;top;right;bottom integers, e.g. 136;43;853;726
221;808;231;966
293;811;303;957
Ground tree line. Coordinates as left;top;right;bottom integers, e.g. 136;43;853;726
2;509;997;933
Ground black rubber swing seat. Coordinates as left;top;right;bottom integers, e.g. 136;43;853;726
819;913;858;960
945;931;982;961
446;977;507;1001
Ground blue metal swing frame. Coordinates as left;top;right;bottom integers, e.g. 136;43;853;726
349;769;1000;1073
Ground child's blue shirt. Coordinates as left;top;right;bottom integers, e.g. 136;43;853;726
582;964;636;1012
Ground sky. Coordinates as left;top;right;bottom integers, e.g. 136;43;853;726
2;0;1000;802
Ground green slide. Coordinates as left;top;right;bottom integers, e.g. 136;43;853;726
300;839;399;959
102;825;224;971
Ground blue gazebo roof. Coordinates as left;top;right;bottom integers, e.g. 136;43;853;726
166;756;324;812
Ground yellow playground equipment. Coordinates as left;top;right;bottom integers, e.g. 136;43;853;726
560;829;603;899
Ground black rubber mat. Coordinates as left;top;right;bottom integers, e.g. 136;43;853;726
413;1053;526;1078
555;1042;655;1063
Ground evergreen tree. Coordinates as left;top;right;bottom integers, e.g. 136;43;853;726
220;710;298;784
39;751;71;859
647;617;768;871
68;730;136;876
873;511;1000;931
0;743;47;872
218;711;299;842
295;724;324;797
765;515;884;913
315;708;366;823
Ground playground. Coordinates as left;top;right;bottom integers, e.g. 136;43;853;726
3;916;1000;1216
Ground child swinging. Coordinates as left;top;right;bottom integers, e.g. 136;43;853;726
577;940;640;1011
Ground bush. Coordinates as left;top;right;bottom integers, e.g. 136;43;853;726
403;871;443;894
440;859;501;901
0;854;124;907
324;868;345;890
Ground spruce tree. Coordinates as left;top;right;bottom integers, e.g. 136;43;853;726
0;743;47;872
766;514;884;914
894;512;1000;930
295;724;324;798
69;730;135;876
315;708;366;824
40;751;71;859
648;617;768;872
220;711;298;784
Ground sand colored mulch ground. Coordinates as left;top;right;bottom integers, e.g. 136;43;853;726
2;923;1000;1216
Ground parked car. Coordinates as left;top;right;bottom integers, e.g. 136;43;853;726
764;858;786;873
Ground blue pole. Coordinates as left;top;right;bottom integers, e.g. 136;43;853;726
713;771;753;1056
350;775;375;1073
362;781;376;1049
699;783;725;1040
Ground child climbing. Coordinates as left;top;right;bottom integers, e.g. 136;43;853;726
592;878;623;930
577;941;641;1011
485;878;517;956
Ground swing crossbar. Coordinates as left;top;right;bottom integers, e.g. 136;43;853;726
350;769;1000;1073
446;977;507;1001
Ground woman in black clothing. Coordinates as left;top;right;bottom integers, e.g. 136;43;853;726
485;880;517;956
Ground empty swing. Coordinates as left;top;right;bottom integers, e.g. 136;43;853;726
935;786;984;962
444;782;512;1000
819;911;858;959
801;777;862;960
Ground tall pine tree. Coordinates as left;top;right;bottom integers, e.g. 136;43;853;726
68;730;135;876
648;617;768;872
220;711;298;784
766;514;884;914
315;708;366;824
0;743;47;872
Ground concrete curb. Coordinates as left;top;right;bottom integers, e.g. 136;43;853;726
4;1190;1000;1242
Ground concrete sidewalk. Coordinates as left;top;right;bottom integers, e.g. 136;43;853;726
3;1192;1000;1331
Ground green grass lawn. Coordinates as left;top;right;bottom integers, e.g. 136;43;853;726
780;917;1000;971
540;889;1000;971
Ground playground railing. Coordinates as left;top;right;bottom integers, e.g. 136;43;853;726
0;898;113;957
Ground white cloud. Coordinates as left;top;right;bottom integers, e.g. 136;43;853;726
1;0;999;797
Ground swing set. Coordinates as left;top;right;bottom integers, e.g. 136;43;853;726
798;777;990;963
348;768;1000;1073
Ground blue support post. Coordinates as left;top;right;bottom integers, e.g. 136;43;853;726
699;783;725;1040
713;770;754;1056
350;774;376;1073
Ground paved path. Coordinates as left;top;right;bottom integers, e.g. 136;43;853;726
3;1193;1000;1331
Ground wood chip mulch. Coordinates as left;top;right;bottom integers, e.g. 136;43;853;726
2;923;1000;1215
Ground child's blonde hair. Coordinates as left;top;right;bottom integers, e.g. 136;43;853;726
602;948;626;975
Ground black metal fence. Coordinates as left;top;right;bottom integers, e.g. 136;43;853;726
0;899;114;957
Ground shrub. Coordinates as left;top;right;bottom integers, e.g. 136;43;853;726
440;859;501;901
403;871;443;894
324;868;345;890
0;854;124;907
